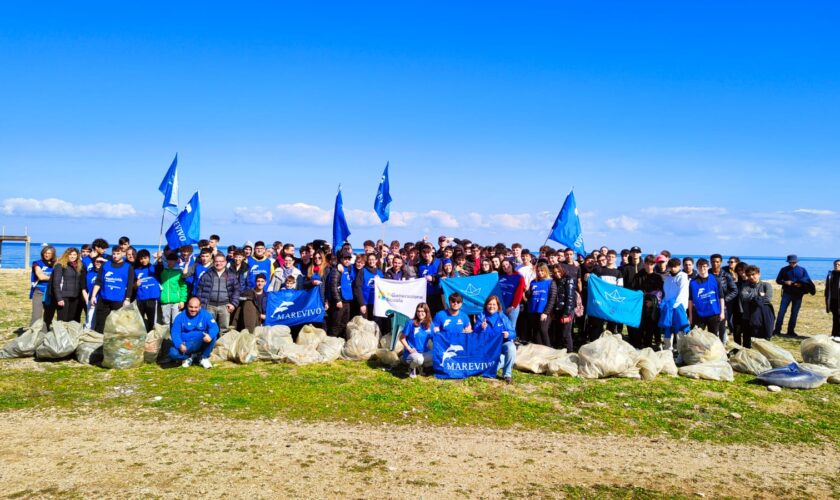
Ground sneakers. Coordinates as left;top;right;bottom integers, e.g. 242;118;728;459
181;357;193;368
409;368;417;379
199;358;213;369
504;376;512;385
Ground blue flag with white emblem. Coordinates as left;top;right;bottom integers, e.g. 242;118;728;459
158;154;179;214
332;186;351;253
373;161;392;223
264;287;325;326
586;275;643;328
440;274;502;316
548;190;586;256
434;329;502;379
164;191;200;250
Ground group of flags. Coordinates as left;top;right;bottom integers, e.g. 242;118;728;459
155;155;587;259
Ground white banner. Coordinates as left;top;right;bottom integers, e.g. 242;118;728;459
373;276;427;319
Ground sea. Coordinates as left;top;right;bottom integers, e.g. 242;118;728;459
0;241;836;279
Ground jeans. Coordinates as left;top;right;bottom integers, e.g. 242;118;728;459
506;306;520;336
774;293;802;335
498;340;516;378
406;351;433;369
168;334;218;361
206;304;231;332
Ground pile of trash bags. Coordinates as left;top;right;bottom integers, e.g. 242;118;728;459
676;328;734;382
340;316;380;361
515;344;579;377
211;324;347;366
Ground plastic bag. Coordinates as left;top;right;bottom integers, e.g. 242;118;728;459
0;320;46;358
577;333;638;379
678;360;734;382
678;328;727;365
211;330;238;362
316;336;345;363
297;324;327;347
729;348;772;375
102;304;147;369
35;321;83;359
798;363;840;384
514;344;578;377
75;329;104;365
373;348;402;367
280;343;323;365
230;330;258;364
635;348;674;380
255;325;294;361
800;335;840;369
756;363;826;389
752;339;796;368
144;324;170;363
340;316;380;361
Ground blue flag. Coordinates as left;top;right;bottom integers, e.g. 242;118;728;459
586;275;643;328
440;274;502;316
164;191;201;250
332;186;351;253
548;190;586;256
158;154;179;215
373;162;392;223
434;329;502;379
264;288;325;326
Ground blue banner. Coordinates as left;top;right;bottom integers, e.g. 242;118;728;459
264;287;325;326
440;274;502;316
373;161;392;223
548;190;586;256
433;329;502;379
158;153;179;214
332;186;351;252
586;274;643;328
164;191;200;250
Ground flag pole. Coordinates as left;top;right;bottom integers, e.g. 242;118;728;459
156;208;166;263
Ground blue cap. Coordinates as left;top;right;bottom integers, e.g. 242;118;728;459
442;258;452;265
787;254;798;263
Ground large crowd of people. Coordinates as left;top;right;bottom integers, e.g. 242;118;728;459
28;234;838;377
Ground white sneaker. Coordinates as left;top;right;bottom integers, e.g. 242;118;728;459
409;368;417;378
199;358;213;369
181;357;193;368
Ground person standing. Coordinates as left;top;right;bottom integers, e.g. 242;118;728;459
740;265;774;346
29;245;56;327
774;254;815;337
417;244;442;314
90;246;135;333
158;253;187;329
353;253;384;320
545;264;576;351
709;254;738;345
245;241;273;291
133;249;162;332
51;247;86;324
525;263;552;346
661;258;689;352
825;260;840;338
327;252;355;338
234;273;268;333
196;253;241;333
688;258;725;338
630;255;664;349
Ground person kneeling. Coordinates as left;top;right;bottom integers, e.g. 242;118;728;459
400;303;434;378
473;295;517;384
169;297;219;369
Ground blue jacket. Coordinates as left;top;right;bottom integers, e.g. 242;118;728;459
195;269;241;307
171;308;219;346
473;311;517;342
775;265;814;297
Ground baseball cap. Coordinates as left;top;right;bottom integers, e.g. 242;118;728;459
655;255;667;263
630;246;642;253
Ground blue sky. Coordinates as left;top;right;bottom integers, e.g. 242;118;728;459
1;2;838;255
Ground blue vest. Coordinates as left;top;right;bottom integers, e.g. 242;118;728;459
690;276;721;318
100;260;130;302
361;267;381;304
402;321;434;359
135;265;162;301
82;255;93;274
86;269;98;296
418;259;440;295
247;257;272;289
340;267;354;301
29;259;54;299
527;279;551;313
498;273;521;308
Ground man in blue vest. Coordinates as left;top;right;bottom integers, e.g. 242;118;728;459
688;258;725;338
169;297;219;369
417;244;442;314
327;251;355;338
774;254;815;337
90;246;135;333
245;241;273;290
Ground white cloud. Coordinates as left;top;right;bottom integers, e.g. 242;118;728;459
641;206;728;216
233;203;460;229
794;208;836;216
232;206;275;224
2;197;138;219
605;215;640;232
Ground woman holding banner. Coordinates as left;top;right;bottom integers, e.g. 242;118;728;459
400;303;435;378
473;295;517;384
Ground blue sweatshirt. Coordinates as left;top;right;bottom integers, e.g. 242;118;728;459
171;308;219;346
402;321;434;359
473;311;517;342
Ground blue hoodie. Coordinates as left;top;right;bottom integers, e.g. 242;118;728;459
473;311;517;342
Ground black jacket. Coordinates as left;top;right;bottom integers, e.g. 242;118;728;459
545;276;576;317
52;262;86;301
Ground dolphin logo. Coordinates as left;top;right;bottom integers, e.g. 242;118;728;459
104;271;114;278
442;345;464;364
272;301;295;316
